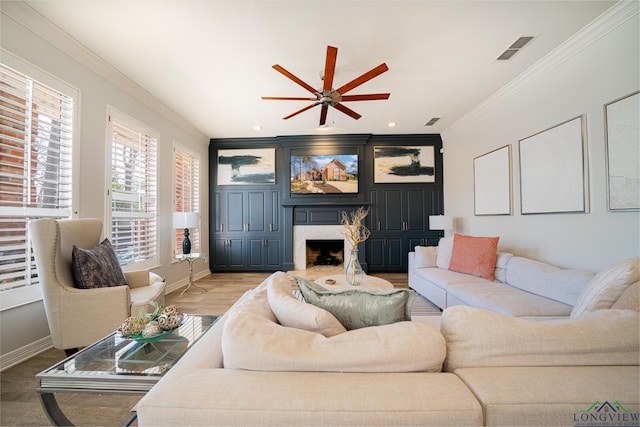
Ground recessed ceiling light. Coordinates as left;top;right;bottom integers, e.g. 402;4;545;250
253;125;262;131
388;122;397;127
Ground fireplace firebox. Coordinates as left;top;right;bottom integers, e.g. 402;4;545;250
305;239;344;268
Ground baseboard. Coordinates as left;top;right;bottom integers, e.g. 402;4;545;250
0;335;52;372
166;269;211;295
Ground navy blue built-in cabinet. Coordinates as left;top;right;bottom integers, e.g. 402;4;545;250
209;134;444;273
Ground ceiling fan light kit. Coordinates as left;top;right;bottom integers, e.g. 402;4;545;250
262;45;390;126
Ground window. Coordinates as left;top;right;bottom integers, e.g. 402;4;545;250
0;62;74;293
174;143;200;255
107;108;158;269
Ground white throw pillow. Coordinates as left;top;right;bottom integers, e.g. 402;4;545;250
435;237;454;270
493;252;513;283
266;272;346;337
570;258;640;318
414;246;437;269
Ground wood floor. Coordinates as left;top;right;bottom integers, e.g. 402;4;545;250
0;270;408;427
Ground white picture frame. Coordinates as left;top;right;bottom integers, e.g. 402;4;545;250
604;91;640;211
518;115;589;214
474;145;512;216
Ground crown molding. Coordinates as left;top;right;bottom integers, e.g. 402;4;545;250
443;0;639;138
1;1;208;143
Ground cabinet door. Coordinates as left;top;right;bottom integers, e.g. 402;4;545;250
264;239;281;268
247;191;266;232
225;191;244;232
386;238;404;269
211;238;244;269
405;189;427;232
211;238;229;269
247;238;281;269
367;237;403;270
382;189;403;232
368;238;386;269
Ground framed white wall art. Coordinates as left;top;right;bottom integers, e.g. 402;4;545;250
604;91;639;211
474;145;512;216
518;115;589;214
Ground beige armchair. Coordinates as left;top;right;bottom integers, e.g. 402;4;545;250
28;218;165;354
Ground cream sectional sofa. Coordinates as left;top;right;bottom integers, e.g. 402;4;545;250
409;237;605;320
136;270;639;427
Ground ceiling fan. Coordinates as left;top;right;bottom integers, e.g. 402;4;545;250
262;46;390;126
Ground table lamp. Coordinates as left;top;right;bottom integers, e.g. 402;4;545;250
429;215;453;231
173;212;199;254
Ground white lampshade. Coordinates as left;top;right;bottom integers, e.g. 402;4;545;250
429;215;453;230
173;212;199;229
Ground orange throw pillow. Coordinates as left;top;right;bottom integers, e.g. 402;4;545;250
448;234;499;280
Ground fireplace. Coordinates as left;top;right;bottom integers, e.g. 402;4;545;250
293;225;355;270
306;239;343;267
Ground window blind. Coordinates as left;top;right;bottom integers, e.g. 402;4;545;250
108;111;158;267
174;145;200;255
0;63;74;292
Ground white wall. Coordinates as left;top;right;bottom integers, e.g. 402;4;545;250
0;4;210;366
441;3;639;271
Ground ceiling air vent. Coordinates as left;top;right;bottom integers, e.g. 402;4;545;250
497;36;534;61
425;117;440;126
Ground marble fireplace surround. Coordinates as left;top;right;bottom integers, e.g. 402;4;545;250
293;225;355;271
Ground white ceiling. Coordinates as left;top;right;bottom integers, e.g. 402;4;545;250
25;0;616;139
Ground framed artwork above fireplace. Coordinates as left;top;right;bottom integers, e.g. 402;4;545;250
290;150;359;195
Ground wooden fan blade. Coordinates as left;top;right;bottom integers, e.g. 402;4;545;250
333;103;362;120
262;96;317;101
283;103;319;120
323;46;338;91
319;105;328;126
272;65;318;95
340;93;390;102
336;63;389;95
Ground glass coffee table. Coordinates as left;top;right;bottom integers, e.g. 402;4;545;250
36;314;218;426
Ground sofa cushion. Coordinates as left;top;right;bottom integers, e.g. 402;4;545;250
222;281;446;373
137;370;484;427
571;258;640;318
448;234;499;280
295;276;415;330
436;237;454;269
446;281;573;317
612;281;639;311
413;268;489;290
413;245;437;268
441;305;639;371
505;257;594;306
455;366;639;427
71;238;128;289
267;272;346;337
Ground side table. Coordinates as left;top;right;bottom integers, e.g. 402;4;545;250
176;253;207;297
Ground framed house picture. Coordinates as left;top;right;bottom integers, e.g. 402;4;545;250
474;145;512;216
217;148;276;185
604;91;639;211
373;146;435;183
518;115;588;214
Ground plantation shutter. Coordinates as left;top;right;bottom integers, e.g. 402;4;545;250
0;63;74;292
108;111;158;267
174;145;200;255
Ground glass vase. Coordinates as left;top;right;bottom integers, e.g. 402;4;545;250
345;248;364;286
